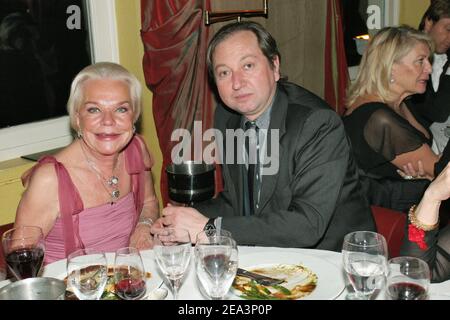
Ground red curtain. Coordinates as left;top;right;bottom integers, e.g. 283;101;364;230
141;0;221;204
324;0;348;115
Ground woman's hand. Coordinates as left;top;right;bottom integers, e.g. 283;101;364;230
397;160;433;181
129;224;154;250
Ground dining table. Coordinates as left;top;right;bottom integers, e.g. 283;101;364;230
163;246;450;300
0;246;449;300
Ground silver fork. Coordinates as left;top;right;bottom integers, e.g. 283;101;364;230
236;268;285;286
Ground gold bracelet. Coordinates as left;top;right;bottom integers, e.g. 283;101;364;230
408;205;439;232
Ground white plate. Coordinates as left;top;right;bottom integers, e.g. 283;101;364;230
41;251;163;298
235;251;345;300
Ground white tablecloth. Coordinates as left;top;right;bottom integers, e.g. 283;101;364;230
150;246;450;300
1;246;449;300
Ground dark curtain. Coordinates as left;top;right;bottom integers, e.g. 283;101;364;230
141;0;222;204
324;0;348;115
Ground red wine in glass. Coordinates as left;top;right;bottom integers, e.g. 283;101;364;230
387;282;427;300
5;247;45;280
2;226;45;280
115;278;146;300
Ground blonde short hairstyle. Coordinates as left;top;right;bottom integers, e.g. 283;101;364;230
346;26;433;107
67;62;142;131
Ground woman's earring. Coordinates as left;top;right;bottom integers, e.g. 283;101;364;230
77;131;83;139
133;125;136;134
390;78;395;84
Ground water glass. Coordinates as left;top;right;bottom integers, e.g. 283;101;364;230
342;231;388;300
195;229;233;243
386;256;430;300
67;248;108;300
153;228;191;300
195;234;238;300
114;247;146;300
2;226;45;280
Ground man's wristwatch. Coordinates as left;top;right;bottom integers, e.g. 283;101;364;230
203;218;216;231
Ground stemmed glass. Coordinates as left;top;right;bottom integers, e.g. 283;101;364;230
1;226;45;280
195;232;238;300
342;231;388;300
195;229;233;242
66;248;108;300
153;228;191;300
386;256;430;300
114;247;146;300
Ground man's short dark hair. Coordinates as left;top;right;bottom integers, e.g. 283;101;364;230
418;0;450;30
206;21;280;85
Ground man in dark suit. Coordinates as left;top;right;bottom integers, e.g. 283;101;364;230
155;21;375;251
407;0;450;154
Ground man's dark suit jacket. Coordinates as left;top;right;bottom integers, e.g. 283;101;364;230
195;81;375;251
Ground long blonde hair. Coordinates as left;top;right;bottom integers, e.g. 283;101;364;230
346;25;433;108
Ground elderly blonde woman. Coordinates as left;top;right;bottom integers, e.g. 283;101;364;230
342;26;450;211
15;62;159;264
343;26;444;181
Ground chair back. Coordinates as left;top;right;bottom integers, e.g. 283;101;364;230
370;206;406;258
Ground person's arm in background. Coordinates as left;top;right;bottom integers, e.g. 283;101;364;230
364;108;440;178
392;144;440;178
129;137;160;249
400;163;450;282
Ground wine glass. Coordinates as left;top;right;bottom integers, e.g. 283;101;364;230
194;229;234;264
342;231;388;300
66;248;108;300
195;229;233;242
1;226;45;280
386;256;430;300
113;247;146;300
195;234;238;300
153;228;191;300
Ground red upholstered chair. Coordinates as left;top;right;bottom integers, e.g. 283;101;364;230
370;206;407;258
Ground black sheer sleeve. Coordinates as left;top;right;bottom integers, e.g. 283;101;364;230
364;108;427;161
401;224;450;283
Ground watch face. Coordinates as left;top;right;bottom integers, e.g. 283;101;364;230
204;227;216;236
204;219;216;233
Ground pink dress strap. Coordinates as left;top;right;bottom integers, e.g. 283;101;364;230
22;155;83;257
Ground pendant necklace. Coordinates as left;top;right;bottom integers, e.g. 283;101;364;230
80;141;120;205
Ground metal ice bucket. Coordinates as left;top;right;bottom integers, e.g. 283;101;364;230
166;161;215;204
0;277;66;300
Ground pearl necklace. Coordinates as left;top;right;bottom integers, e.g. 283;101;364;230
80;141;120;204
